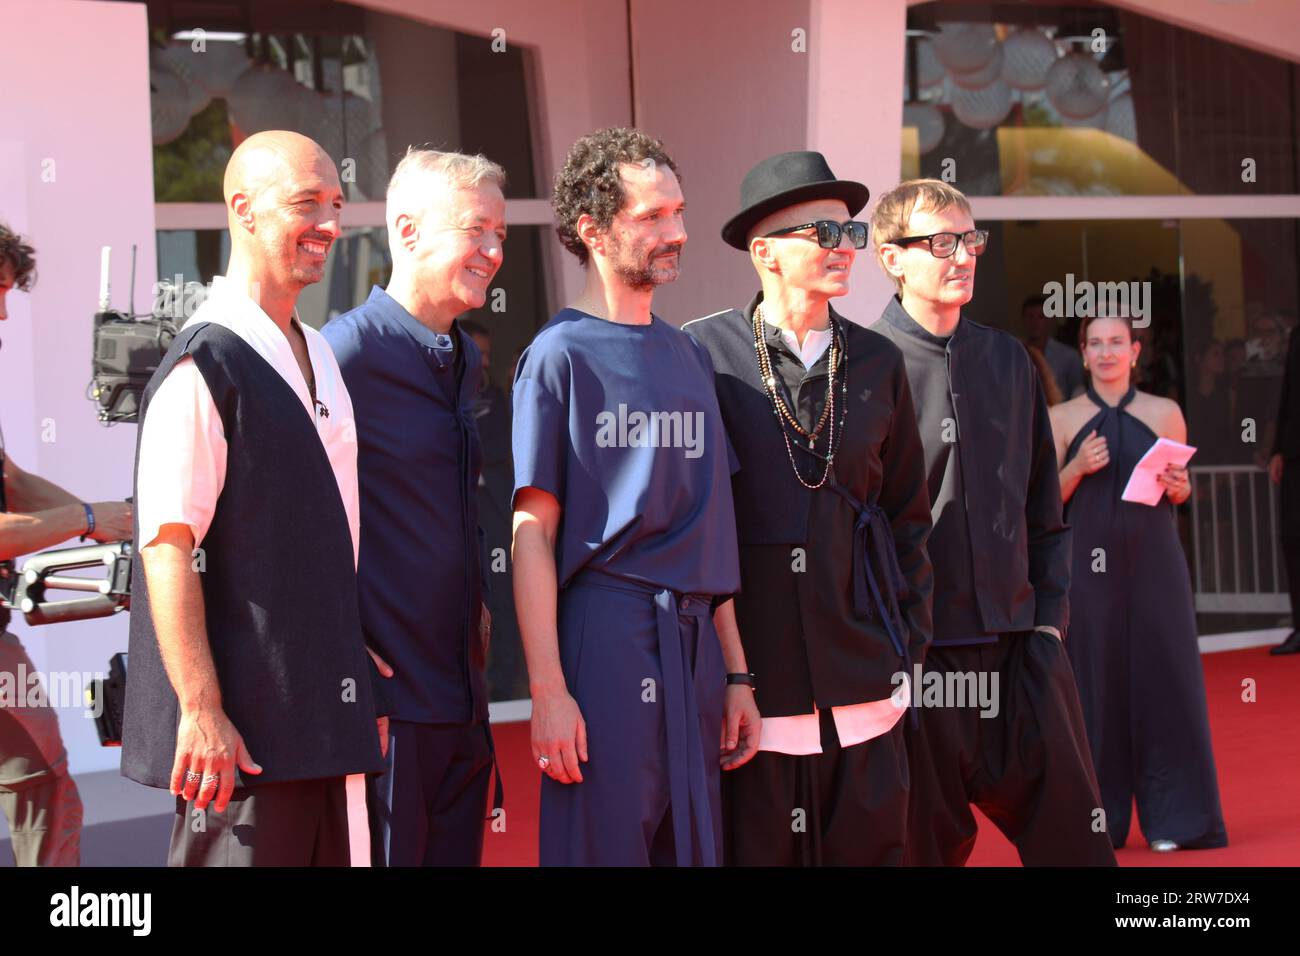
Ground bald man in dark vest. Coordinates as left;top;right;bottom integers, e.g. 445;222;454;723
122;131;388;866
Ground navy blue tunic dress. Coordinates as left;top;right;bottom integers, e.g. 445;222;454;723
1064;385;1228;849
512;309;741;866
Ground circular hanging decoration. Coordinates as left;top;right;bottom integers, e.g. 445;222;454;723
951;41;1004;90
1001;27;1058;91
903;102;946;154
1061;105;1109;130
1104;91;1136;141
150;63;190;145
914;37;945;89
188;39;252;99
932;22;999;74
229;65;307;135
951;78;1013;130
154;46;211;117
227;65;277;133
1046;51;1110;118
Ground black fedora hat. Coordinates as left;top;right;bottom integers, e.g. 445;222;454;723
721;151;869;250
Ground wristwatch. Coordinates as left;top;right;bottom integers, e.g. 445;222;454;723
725;672;756;688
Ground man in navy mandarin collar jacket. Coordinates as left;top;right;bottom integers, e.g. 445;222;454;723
323;148;505;867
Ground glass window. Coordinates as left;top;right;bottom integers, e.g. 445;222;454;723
903;3;1300;196
148;4;540;203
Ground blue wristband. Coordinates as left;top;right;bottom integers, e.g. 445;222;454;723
80;502;95;542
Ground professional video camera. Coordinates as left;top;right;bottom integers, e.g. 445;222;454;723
89;245;180;424
27;244;159;618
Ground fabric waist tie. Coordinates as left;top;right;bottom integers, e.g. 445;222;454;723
569;569;717;867
483;721;504;820
827;483;917;728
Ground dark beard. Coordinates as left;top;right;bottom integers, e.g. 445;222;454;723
613;259;658;291
612;246;680;291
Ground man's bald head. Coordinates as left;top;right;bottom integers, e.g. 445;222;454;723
223;130;332;204
223;130;343;293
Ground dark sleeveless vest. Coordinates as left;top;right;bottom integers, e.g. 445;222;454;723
120;322;385;789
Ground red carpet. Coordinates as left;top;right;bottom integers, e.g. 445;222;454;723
482;647;1300;866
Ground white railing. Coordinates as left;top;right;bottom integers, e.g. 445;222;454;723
1189;465;1289;613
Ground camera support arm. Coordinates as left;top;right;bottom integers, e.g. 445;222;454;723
7;541;132;625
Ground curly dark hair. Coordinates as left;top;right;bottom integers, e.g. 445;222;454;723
552;127;680;266
0;222;36;291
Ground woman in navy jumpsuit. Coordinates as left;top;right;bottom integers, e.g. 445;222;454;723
1051;314;1227;852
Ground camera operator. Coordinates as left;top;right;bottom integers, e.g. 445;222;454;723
0;222;133;865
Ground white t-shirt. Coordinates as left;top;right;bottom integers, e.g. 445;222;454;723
134;277;360;566
772;324;833;370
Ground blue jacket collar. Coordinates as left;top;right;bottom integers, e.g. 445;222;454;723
366;285;459;352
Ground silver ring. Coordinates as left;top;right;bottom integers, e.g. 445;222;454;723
537;755;550;771
202;773;220;786
184;770;202;784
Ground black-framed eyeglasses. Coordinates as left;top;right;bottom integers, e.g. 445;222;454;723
889;229;989;258
762;220;869;250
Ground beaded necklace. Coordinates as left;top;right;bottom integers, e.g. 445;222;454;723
752;302;849;490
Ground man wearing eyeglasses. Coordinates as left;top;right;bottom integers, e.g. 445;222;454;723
684;152;933;865
870;180;1115;866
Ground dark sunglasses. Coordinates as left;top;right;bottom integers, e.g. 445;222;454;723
762;219;869;250
889;229;989;258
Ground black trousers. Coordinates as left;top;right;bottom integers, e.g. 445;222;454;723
903;631;1116;866
723;709;908;866
168;776;349;867
365;719;493;867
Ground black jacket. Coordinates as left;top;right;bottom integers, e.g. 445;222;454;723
684;295;933;716
874;296;1071;642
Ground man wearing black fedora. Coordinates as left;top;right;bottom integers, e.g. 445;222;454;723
685;151;933;865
